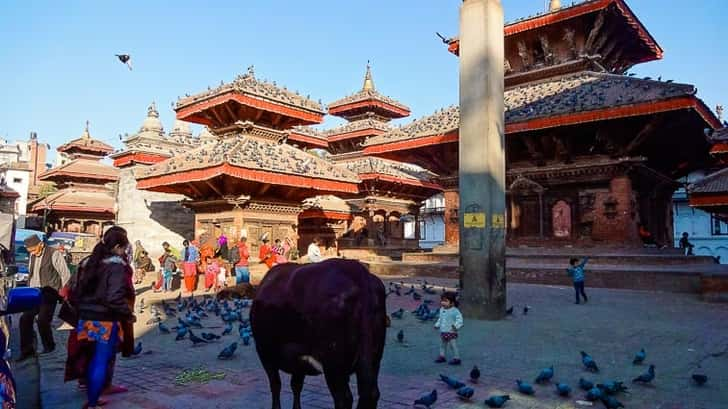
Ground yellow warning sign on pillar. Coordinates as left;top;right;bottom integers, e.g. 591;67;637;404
463;212;486;228
492;213;505;229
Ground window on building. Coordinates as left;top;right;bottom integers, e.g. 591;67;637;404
419;220;426;240
711;214;728;235
12;178;22;183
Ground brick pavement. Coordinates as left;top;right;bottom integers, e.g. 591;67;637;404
35;275;728;409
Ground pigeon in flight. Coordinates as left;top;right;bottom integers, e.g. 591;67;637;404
115;54;132;70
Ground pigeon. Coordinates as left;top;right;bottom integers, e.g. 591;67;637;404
158;322;171;334
692;374;708;386
396;330;404;343
413;390;437;408
138;299;145;312
145;316;162;325
523;306;529;315
586;386;602;401
201;332;221;341
470;365;480;383
412;292;422;301
175;326;188;341
598;381;629;395
581;351;599;372
633;348;646;365
115;54;132;70
505;306;513;315
221;322;233;336
391;309;404;319
632;364;655;384
535;366;554;383
132;342;142;356
188;331;208;346
439;374;466;389
484;395;510;408
600;395;625;409
579;378;594;390
217;342;238;360
456;386;474;400
516;379;535;395
555;383;571;397
242;333;251;346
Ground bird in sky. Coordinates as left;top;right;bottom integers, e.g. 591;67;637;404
115;54;132;70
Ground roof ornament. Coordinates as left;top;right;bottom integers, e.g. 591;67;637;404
246;65;255;78
548;0;561;12
82;120;91;139
147;101;159;118
362;60;375;91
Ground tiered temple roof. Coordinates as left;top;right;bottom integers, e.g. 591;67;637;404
39;159;119;186
56;123;114;159
328;64;410;121
446;0;663;81
30;187;115;215
175;66;325;129
300;195;355;220
334;156;441;201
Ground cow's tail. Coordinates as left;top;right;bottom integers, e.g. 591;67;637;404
282;343;323;375
300;355;324;375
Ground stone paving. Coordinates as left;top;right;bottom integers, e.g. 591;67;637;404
34;273;728;409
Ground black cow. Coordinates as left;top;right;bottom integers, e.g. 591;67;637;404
250;259;387;409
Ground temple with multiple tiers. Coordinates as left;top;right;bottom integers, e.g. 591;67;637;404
364;0;720;250
30;123;118;236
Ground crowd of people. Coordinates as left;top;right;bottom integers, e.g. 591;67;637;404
16;227;328;408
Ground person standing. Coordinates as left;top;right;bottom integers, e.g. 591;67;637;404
679;232;695;256
182;240;200;293
258;234;275;269
216;234;229;261
18;234;71;361
434;292;464;365
160;247;178;293
306;237;323;263
567;256;590;304
74;227;135;409
234;237;250;284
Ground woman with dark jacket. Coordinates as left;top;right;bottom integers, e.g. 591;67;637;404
72;226;135;409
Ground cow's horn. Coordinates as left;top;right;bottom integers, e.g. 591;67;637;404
300;355;324;374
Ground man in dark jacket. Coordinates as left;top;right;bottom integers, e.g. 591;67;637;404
18;234;71;361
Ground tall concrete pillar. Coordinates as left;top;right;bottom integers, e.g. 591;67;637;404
458;0;506;320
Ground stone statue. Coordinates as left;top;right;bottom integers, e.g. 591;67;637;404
552;200;571;238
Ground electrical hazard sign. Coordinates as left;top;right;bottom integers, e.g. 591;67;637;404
463;212;486;228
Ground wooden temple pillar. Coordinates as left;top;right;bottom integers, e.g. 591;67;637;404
443;188;460;249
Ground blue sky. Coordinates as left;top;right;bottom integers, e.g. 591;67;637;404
1;0;726;161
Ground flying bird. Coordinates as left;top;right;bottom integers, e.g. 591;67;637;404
484;395;510;408
413;389;437;408
115;54;132;70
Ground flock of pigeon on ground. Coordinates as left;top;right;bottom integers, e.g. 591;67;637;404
127;282;712;409
386;281;710;409
132;293;253;362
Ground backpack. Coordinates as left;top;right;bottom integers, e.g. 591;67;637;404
229;246;240;265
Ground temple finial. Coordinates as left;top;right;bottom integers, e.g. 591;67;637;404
82;120;91;139
147;101;159;118
362;60;375;91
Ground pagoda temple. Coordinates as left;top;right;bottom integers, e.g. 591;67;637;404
30;123;118;236
110;103;197;257
363;0;720;249
135;67;361;257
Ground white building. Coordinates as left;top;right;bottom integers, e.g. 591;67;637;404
673;170;728;263
419;193;446;249
0;163;30;220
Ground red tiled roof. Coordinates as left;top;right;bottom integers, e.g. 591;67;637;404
335;157;440;189
57;136;114;156
30;188;115;214
364;71;719;149
136;135;360;194
39;159;119;182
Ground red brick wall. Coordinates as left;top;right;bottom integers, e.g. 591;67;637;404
591;176;639;244
444;189;460;247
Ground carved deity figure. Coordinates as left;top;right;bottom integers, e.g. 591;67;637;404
552;200;572;238
517;41;532;68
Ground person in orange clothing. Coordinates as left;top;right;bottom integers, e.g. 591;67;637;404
258;234;275;269
199;236;216;274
